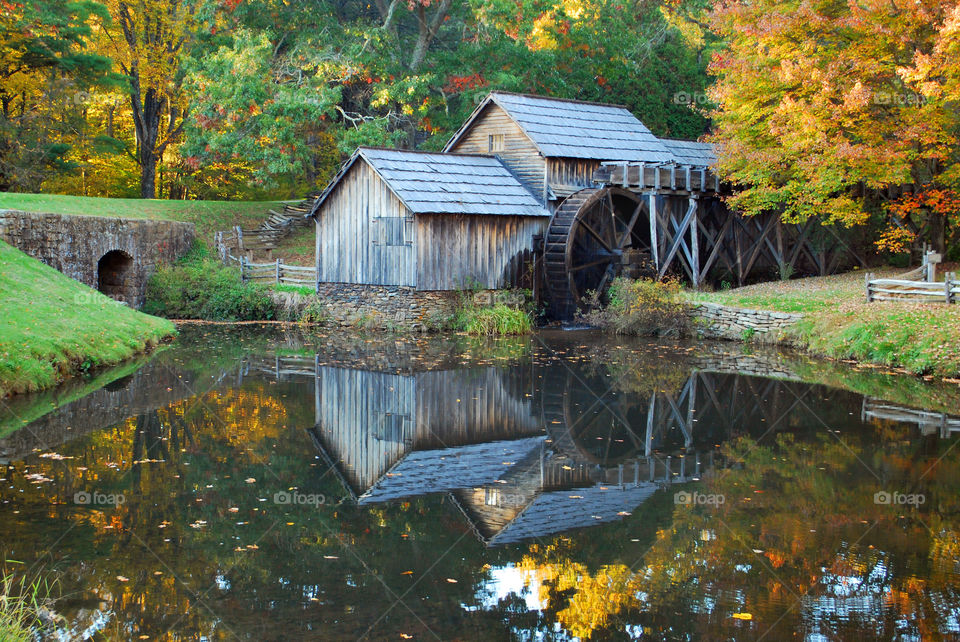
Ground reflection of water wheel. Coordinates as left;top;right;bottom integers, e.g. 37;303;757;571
540;365;648;465
543;187;647;320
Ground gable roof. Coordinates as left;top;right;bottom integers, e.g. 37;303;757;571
444;92;674;163
659;138;717;167
483;482;659;546
356;436;546;505
309;147;548;218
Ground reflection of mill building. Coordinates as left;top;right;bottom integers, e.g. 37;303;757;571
306;353;709;546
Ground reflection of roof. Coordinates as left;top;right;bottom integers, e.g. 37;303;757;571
659;139;716;167
311;147;548;218
358;437;546;505
484;482;659;546
446;92;674;163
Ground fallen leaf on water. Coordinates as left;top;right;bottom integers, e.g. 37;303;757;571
445;578;457;583
401;571;413;575
228;507;239;513
732;613;752;621
117;576;129;582
244;478;256;484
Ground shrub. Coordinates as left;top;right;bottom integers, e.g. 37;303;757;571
455;303;532;335
144;245;276;321
579;277;689;335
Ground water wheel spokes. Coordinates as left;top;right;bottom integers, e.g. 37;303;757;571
544;187;646;319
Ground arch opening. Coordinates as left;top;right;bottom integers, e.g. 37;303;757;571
97;250;134;303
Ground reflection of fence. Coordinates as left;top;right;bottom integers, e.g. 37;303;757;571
862;398;960;437
865;251;957;304
241;355;318;382
234;257;317;287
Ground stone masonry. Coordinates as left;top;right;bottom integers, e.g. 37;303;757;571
688;302;802;343
0;210;195;308
277;283;465;331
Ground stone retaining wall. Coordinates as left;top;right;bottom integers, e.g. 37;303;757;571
688;302;802;343
275;283;468;331
0;209;195;308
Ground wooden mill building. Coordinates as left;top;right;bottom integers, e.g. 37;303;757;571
310;91;854;318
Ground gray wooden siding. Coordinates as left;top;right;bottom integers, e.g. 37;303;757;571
415;214;546;290
316;160;416;286
314;367;416;494
547;158;602;198
446;104;546;201
313;366;543;495
414;368;541;444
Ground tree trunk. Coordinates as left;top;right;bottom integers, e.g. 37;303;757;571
930;211;947;255
139;142;157;199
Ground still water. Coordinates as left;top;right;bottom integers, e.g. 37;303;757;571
1;326;960;640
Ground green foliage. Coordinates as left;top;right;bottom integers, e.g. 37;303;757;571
182;29;342;195
297;299;330;325
143;247;276;321
580;278;689;336
454;304;532;336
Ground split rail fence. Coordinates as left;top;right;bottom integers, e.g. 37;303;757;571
231;256;317;288
865;251;958;304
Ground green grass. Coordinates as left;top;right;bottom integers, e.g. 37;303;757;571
0;240;175;396
0;192;285;244
0;570;49;642
687;269;960;378
455;304;532;335
274;283;315;297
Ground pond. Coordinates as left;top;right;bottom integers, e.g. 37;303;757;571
1;326;960;640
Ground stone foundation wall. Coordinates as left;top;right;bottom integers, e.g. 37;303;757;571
0;210;195;308
282;283;466;331
688;302;802;343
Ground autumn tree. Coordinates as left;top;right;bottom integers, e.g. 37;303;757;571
0;0;115;190
707;0;960;255
107;0;198;199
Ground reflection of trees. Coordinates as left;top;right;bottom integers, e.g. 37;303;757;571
516;430;960;640
0;382;520;639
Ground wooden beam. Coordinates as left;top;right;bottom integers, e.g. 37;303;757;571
648;191;659;272
690;195;700;289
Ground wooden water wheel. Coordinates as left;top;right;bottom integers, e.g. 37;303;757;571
543;187;648;319
540;365;648;465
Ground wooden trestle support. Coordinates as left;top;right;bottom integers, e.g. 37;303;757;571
543;162;864;318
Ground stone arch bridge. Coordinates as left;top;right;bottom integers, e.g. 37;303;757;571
0;210;194;308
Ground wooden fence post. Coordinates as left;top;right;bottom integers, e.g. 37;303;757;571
865;271;873;303
240;256;246;282
275;258;281;284
236;226;244;258
947;272;955;305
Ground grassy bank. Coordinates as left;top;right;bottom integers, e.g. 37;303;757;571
0;192;284;244
688;270;960;378
0;240;175;396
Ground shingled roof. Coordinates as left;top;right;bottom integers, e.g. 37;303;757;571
483;482;660;546
357;437;546;505
445;92;674;163
309;147;548;218
660;139;717;167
